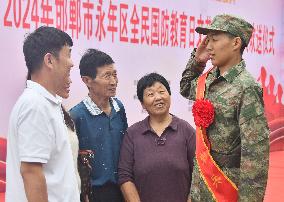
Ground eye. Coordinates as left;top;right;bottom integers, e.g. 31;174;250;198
104;73;111;80
147;93;154;97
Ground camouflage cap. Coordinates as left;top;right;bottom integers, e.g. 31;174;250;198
195;14;254;46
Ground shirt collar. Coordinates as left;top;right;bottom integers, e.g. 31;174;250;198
222;60;246;83
141;114;178;135
83;95;121;116
26;80;62;105
208;60;245;83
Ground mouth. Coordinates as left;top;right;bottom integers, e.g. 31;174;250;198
109;87;116;91
209;54;215;59
154;102;165;108
65;86;70;93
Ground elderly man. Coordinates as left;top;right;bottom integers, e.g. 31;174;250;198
70;49;127;202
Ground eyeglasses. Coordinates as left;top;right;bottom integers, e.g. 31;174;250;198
98;73;118;81
156;136;166;146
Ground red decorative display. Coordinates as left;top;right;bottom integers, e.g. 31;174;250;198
1;0;276;53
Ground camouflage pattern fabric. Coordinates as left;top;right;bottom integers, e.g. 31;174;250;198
180;50;270;202
195;14;254;46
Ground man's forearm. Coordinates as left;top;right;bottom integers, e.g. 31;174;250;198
121;181;141;202
180;50;205;99
20;162;48;202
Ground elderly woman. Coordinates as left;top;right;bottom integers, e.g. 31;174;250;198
118;73;195;202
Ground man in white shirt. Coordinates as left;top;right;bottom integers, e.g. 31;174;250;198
6;26;80;202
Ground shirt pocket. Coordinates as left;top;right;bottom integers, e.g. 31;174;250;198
214;92;240;123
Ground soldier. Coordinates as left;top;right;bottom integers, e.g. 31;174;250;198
180;14;270;202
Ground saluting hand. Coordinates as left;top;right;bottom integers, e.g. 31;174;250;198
194;37;210;71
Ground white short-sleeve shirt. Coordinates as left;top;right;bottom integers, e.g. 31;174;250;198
6;80;80;202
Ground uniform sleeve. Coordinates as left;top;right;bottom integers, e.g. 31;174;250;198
180;49;204;100
238;86;270;202
118;130;134;185
18;104;54;163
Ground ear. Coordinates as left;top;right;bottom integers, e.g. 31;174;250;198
43;53;54;69
81;76;92;88
232;37;242;51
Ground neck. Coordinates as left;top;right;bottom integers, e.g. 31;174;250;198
218;54;242;76
149;113;171;124
31;71;56;97
149;113;172;136
89;93;110;111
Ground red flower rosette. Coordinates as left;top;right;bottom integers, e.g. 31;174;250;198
192;99;215;128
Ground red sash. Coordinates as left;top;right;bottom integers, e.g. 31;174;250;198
195;69;238;202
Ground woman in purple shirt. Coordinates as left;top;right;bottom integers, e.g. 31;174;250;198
118;73;195;202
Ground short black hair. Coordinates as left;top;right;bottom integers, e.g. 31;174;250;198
23;26;73;78
79;49;114;79
137;73;171;102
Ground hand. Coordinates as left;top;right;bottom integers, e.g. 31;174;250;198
195;37;210;66
187;193;192;202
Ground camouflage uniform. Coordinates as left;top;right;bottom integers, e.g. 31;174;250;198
180;15;270;202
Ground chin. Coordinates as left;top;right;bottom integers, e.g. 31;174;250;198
62;95;69;99
153;110;168;116
60;92;69;99
211;60;217;67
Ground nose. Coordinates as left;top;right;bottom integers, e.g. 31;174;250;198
154;92;162;100
109;76;118;85
206;39;212;51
